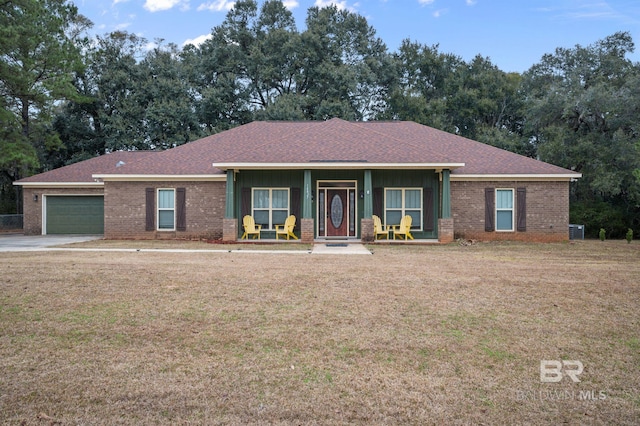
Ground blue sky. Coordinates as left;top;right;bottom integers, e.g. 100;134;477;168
77;0;640;73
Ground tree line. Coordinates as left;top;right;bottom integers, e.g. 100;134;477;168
2;0;639;237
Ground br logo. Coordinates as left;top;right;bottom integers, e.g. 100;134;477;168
540;360;584;383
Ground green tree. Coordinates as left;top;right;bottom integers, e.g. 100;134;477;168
55;32;204;158
52;31;142;162
300;5;391;120
0;0;89;213
386;40;459;127
138;42;204;149
197;0;392;122
522;32;640;236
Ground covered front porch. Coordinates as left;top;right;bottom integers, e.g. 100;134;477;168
219;165;456;244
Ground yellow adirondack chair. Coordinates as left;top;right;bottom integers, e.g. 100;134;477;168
393;215;414;240
372;214;390;240
241;215;261;240
275;215;298;240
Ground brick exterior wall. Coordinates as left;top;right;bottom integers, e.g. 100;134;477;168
22;187;104;235
104;181;226;240
222;218;237;241
360;218;374;242
438;218;454;243
24;178;570;243
451;180;570;242
300;218;314;243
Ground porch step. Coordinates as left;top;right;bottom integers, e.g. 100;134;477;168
311;243;371;255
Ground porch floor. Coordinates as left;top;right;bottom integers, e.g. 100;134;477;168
372;239;440;244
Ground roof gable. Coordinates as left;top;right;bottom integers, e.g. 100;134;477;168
15;151;155;184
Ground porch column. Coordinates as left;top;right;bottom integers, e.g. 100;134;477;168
303;169;312;218
222;170;237;241
442;169;451;218
363;169;373;217
361;169;374;242
300;169;314;243
225;171;234;219
438;169;454;243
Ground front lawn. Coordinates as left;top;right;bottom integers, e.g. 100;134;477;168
1;241;638;424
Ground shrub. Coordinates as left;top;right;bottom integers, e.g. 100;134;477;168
599;228;606;241
626;228;633;244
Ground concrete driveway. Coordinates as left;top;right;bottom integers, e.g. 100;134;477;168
0;234;102;252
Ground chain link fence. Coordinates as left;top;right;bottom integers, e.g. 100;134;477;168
0;214;23;231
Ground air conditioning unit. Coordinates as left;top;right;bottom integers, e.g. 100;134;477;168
569;224;585;240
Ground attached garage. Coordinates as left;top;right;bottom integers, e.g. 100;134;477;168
45;196;104;234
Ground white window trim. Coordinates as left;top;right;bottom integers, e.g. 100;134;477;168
252;188;290;230
495;188;514;232
384;187;423;230
157;188;176;231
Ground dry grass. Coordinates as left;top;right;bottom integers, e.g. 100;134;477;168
1;240;638;425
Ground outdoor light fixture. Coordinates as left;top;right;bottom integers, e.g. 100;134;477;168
359;190;365;199
33;194;38;202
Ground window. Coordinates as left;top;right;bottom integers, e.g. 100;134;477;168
157;189;175;230
385;188;422;229
253;188;289;229
496;189;514;231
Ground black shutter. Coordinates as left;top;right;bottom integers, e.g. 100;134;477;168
241;187;251;219
485;188;495;232
145;188;155;231
423;187;434;231
517;187;526;232
373;187;383;218
176;188;186;232
290;187;301;231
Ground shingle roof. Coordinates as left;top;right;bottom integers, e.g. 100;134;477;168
18;119;579;183
15;151;156;183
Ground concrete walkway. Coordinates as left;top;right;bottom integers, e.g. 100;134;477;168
0;234;371;255
311;243;372;255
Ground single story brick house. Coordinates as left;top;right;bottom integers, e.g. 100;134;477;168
15;118;581;242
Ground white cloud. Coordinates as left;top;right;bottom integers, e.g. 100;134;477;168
314;0;358;12
282;0;299;9
433;8;447;17
143;0;188;12
114;22;132;30
144;41;158;51
418;0;435;5
183;33;212;47
112;0;130;5
466;0;477;5
314;0;347;10
539;2;632;23
197;0;235;12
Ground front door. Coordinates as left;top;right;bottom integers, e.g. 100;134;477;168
326;189;347;237
317;182;357;239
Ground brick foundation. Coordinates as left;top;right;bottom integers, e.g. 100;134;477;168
222;218;237;241
360;218;374;242
300;218;314;243
438;218;454;243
